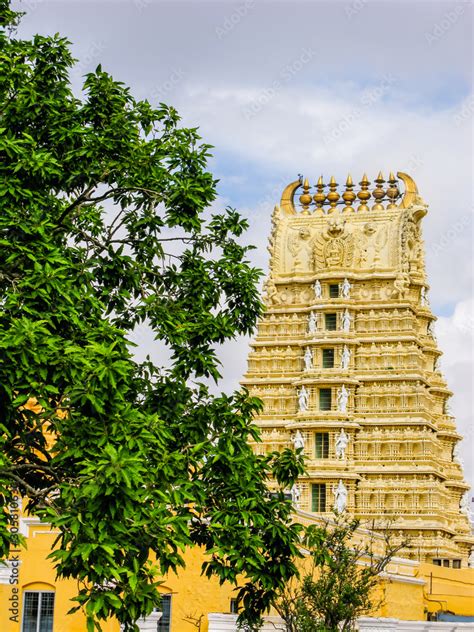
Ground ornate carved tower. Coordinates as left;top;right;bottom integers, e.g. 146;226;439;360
242;172;473;565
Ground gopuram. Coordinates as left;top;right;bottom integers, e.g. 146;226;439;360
242;172;473;566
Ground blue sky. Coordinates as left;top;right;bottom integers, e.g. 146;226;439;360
14;0;474;490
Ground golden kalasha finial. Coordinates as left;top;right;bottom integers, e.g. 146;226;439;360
313;175;326;212
299;177;312;214
386;171;400;209
372;171;385;211
342;173;356;213
357;173;371;212
326;175;340;213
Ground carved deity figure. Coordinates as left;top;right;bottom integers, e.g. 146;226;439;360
288;227;313;272
453;443;464;469
264;278;281;305
341;345;351;370
291;483;301;508
334;479;348;513
308;311;318;334
292;430;305;451
469;550;474;569
359;222;387;268
337;385;349;413
420;286;428;307
298;386;309;412
303;347;313;371
443;398;452;416
392;271;410;298
460;492;473;521
314;279;322;299
341;309;352;333
335;428;349;460
340;278;351;299
427;321;437;342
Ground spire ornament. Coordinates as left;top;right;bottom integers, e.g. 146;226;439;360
372;171;385;210
313;175;326;213
299;178;312;214
357;173;371;212
327;175;340;213
342;174;356;213
386;172;400;209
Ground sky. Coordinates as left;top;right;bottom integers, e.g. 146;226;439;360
13;0;474;492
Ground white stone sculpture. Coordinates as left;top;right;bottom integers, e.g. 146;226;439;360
335;428;349;460
303;347;313;371
340;278;351;299
341;309;352;332
298;386;309;412
469;549;474;568
427;320;437;342
460;492;473;521
292;430;305;451
314;279;322;299
420;286;427;306
337;384;349;413
308;311;318;334
291;483;301;508
453;443;464;469
334;479;348;513
341;345;351;370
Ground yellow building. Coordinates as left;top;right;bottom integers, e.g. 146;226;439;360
1;172;473;631
243;172;474;565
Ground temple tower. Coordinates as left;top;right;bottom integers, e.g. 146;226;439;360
242;172;473;566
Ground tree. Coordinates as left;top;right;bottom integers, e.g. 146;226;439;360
0;3;304;630
272;514;407;632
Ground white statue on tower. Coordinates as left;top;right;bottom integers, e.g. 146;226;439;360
453;442;464;469
303;347;313;371
340;278;351;299
469;549;474;568
427;320;437;342
314;279;322;299
341;345;351;370
308;311;318;334
335;428;349;460
298;386;309;412
420;286;428;306
341;309;352;332
460;492;473;521
334;480;348;513
337;385;349;413
291;483;301;508
292;430;305;451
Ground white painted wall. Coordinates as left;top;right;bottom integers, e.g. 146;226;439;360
207;613;474;632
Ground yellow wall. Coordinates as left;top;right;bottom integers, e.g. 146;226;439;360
1;524;473;631
0;525;237;632
418;562;474;617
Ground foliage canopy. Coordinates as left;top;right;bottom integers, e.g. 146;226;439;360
0;3;304;629
272;514;406;632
